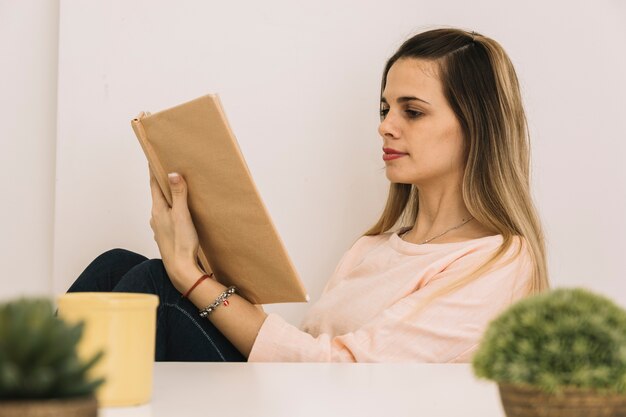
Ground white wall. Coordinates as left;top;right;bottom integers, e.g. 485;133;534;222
0;0;59;300
2;0;624;324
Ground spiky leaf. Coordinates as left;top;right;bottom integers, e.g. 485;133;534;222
0;298;105;399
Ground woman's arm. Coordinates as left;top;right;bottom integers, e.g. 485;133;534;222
173;263;268;358
149;169;267;358
247;240;533;362
149;169;532;362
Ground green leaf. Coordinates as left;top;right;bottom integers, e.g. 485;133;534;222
0;298;104;399
472;288;626;394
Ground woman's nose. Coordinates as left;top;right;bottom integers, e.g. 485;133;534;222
378;112;400;139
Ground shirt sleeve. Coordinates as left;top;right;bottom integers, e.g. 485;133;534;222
248;236;534;362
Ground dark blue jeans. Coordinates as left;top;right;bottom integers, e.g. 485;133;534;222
67;248;246;362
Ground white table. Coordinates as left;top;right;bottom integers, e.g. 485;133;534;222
101;363;506;417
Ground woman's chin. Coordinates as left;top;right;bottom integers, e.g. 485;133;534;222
385;170;412;184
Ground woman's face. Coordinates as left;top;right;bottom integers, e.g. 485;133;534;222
379;58;466;187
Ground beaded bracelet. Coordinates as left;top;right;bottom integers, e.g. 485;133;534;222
199;286;237;318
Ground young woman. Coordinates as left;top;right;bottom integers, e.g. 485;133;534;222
67;27;549;362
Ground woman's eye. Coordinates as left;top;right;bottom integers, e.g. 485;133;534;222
405;109;423;118
380;108;424;120
379;107;423;121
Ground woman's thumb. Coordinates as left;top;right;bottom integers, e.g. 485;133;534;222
168;173;187;204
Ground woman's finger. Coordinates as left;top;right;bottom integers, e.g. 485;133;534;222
167;172;189;213
149;168;169;212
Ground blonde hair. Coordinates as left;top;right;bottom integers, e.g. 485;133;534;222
365;28;549;310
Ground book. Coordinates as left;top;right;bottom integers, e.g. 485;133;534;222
130;94;308;304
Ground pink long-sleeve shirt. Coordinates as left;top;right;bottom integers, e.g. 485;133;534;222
248;229;533;362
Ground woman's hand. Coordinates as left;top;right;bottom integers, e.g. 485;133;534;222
149;168;200;290
149;167;268;358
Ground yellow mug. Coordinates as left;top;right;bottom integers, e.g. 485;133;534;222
57;292;159;407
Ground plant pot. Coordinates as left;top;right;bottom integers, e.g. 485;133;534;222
498;383;626;417
0;394;97;417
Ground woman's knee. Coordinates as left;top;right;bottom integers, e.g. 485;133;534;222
68;248;148;293
94;248;147;267
142;258;171;284
114;258;179;297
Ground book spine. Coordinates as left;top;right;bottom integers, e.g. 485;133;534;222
130;116;173;207
130;115;214;280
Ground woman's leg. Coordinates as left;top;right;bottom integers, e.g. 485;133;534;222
68;249;246;362
67;248;148;292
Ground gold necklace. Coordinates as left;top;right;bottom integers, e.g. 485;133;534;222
402;216;474;244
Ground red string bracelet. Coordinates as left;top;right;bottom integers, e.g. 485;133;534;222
182;273;214;299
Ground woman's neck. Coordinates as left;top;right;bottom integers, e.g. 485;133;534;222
402;184;494;244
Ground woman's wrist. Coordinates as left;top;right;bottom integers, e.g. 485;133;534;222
171;262;207;294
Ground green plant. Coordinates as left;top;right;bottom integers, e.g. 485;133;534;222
0;298;104;400
473;288;626;394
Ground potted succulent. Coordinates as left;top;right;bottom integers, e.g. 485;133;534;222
472;288;626;417
0;298;104;417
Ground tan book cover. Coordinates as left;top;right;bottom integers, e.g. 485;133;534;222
130;94;308;304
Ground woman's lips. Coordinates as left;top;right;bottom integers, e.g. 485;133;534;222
382;148;409;161
383;153;407;161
